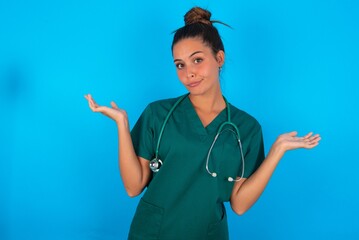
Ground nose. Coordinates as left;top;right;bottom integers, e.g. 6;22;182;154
188;73;195;78
186;68;195;78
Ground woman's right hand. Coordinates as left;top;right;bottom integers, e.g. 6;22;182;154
84;94;128;125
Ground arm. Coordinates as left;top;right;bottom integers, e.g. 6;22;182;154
230;131;321;215
85;94;151;197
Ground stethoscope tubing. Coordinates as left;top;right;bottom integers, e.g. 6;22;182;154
205;127;245;182
150;93;245;182
154;94;188;160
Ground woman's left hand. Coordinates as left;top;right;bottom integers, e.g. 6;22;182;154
274;131;321;153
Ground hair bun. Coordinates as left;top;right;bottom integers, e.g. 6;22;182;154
184;7;212;26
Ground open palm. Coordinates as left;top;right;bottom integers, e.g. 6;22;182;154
276;131;321;151
84;94;127;123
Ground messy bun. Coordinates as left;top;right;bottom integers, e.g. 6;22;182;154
184;7;212;26
172;7;229;56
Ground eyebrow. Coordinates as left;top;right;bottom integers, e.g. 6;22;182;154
174;51;203;62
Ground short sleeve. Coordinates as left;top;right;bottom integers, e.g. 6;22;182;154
130;105;155;161
243;125;265;178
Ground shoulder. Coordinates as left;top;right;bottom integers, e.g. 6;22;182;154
228;102;262;133
140;94;187;121
133;95;185;130
147;94;187;113
148;96;180;108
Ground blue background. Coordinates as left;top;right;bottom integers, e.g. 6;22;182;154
1;0;358;239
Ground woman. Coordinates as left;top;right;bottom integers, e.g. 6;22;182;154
85;7;320;240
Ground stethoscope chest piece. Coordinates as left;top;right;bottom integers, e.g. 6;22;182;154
150;158;162;172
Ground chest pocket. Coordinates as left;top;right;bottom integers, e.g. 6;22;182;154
128;198;164;240
209;129;243;180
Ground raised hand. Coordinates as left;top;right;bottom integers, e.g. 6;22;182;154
84;94;128;124
274;131;321;152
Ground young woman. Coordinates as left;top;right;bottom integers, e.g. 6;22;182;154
85;7;320;240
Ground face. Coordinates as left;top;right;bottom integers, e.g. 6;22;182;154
172;38;224;96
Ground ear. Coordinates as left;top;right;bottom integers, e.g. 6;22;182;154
216;50;225;67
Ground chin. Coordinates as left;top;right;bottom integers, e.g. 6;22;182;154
187;90;205;96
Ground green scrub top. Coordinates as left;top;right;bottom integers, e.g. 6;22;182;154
129;94;265;240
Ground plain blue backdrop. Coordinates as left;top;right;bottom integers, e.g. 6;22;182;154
1;0;358;239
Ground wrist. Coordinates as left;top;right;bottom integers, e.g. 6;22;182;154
268;142;286;159
116;116;129;130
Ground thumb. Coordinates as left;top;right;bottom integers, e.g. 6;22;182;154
111;101;119;110
288;131;298;137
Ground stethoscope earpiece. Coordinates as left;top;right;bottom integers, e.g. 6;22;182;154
211;174;238;182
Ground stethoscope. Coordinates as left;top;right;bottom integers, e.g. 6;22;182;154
149;94;245;182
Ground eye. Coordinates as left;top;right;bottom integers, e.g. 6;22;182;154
176;63;184;69
194;58;203;64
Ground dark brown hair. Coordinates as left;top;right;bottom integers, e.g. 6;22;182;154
172;7;230;55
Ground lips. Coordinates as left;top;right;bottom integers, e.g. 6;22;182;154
187;80;202;88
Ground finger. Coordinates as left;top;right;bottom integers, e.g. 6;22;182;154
308;134;319;142
306;134;320;143
111;101;119;110
89;97;99;108
88;101;98;111
312;134;320;139
85;94;92;103
305;141;320;148
306;136;321;147
89;100;101;110
303;132;313;139
87;98;95;108
310;135;321;143
87;94;96;103
85;95;96;109
84;94;93;102
288;131;298;137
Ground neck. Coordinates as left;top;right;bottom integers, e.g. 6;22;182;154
188;89;225;114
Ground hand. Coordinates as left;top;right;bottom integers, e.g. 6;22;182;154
273;131;321;153
84;94;128;124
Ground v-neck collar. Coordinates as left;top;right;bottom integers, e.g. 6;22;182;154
182;95;228;136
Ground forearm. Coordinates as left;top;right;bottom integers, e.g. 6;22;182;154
231;145;285;215
231;131;320;215
117;120;145;196
84;94;150;196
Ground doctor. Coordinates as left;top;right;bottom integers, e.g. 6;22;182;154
85;6;321;240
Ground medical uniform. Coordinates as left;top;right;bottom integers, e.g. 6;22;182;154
129;94;265;240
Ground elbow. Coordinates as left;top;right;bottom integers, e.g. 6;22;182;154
126;189;141;198
231;204;249;216
233;207;248;216
125;187;143;198
127;191;140;198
